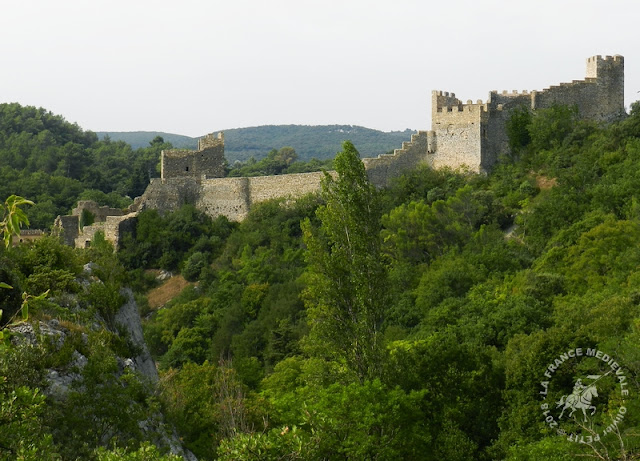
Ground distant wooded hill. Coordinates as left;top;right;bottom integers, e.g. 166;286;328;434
96;125;416;163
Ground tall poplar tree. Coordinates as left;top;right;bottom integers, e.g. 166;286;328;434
302;141;389;382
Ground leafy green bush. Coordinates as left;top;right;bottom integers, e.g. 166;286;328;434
181;251;206;282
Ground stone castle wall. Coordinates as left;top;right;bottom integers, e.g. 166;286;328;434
420;54;625;172
73;214;137;249
197;177;250;221
135;55;624;222
55;200;138;250
72;201;124;222
57;54;625;248
161;132;225;180
362;131;432;187
53;215;80;246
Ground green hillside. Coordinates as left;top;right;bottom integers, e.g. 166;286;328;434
96;131;197;150
3;100;640;460
97;125;416;162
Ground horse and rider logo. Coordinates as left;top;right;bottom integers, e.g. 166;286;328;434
539;348;630;443
556;374;605;421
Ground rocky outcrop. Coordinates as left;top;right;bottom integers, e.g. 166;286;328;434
6;294;196;459
115;288;159;383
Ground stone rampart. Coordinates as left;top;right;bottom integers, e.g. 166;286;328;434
198;177;251;221
134;178;201;212
363;131;432;187
428;54;624;171
248;172;328;203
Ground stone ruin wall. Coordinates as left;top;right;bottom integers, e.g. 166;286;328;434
197;174;330;222
11;229;45;246
73;214;137;250
54;200;137;250
53;215;80;247
161;132;226;181
137;55;624;222
197;177;250;221
362;131;433;187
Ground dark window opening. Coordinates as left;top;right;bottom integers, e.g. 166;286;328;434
185;166;189;171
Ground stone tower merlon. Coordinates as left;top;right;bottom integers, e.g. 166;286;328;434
198;131;225;151
584;55;625;120
586;54;624;79
161;132;226;181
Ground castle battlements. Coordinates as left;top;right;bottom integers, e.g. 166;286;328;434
198;132;224;151
138;54;627;222
55;53;627;248
427;54;625;172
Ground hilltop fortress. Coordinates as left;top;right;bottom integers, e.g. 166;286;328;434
56;55;624;247
365;54;623;183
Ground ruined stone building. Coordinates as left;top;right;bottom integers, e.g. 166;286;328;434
54;201;137;249
161;132;226;180
55;55;625;247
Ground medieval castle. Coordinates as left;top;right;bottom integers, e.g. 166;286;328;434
55;55;625;248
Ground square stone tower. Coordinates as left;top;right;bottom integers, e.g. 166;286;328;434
161;132;226;181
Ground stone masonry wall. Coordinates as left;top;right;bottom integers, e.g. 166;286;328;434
429;55;624;171
197;177;251;221
139;172;336;222
431;95;486;172
128;54;626;226
363;131;432;187
72;201;124;222
161;132;225;180
248;172;329;203
134;178;200;213
53;215;79;246
72;213;137;250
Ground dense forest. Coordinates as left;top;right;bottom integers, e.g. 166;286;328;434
97;125;415;163
2;101;640;460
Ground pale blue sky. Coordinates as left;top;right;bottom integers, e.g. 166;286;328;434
1;0;637;136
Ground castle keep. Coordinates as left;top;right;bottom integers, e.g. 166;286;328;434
55;55;625;247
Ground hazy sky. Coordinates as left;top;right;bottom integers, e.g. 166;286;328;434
1;0;638;137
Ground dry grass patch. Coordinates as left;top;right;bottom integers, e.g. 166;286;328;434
147;275;192;310
535;175;557;190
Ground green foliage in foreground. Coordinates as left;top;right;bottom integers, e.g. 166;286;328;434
0;235;183;460
139;104;640;460
4;102;640;460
